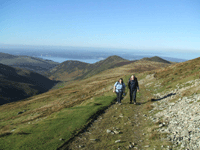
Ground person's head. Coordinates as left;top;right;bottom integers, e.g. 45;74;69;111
130;75;135;80
118;78;123;84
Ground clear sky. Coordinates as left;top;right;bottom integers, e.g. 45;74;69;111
1;0;200;51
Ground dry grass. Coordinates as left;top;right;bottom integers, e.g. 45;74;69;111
0;59;172;149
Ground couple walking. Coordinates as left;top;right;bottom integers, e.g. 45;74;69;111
113;75;139;104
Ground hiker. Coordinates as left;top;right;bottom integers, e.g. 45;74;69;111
128;75;139;104
113;78;126;104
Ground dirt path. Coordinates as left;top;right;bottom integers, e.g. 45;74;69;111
62;90;149;150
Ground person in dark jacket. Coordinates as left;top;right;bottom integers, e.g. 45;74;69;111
128;75;139;104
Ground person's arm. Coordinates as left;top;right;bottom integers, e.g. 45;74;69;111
136;79;139;91
113;85;116;93
113;82;117;93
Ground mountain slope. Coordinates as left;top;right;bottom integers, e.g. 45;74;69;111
46;55;131;81
1;56;200;149
0;58;170;150
46;60;92;81
0;63;58;105
77;55;131;79
0;52;59;74
141;56;171;64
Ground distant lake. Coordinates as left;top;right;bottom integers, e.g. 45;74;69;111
37;56;102;63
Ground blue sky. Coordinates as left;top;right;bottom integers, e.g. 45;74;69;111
1;0;200;51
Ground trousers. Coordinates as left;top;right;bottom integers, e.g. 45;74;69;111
130;89;137;103
116;92;122;103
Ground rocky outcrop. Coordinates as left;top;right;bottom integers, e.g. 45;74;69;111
147;78;200;149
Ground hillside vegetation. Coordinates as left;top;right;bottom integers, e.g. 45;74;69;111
0;63;58;105
0;52;59;74
66;57;200;149
45;55;168;82
141;56;171;64
0;59;169;150
46;55;130;81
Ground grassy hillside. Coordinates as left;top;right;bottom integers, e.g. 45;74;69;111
141;56;171;64
0;63;58;105
0;59;169;150
0;52;59;74
46;55;129;81
47;55;167;82
77;55;132;79
66;57;200;149
46;60;92;81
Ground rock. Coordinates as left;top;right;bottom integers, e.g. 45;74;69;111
115;140;121;143
129;142;135;148
149;85;200;149
106;129;112;133
11;129;16;132
59;138;63;141
129;144;134;148
78;145;84;148
119;114;124;118
113;130;120;134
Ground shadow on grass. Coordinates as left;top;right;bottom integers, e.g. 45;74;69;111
0;132;12;138
15;132;31;135
151;93;176;102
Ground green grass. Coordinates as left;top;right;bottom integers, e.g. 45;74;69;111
0;95;116;150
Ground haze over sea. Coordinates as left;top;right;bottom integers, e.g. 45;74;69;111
1;46;200;63
36;50;199;63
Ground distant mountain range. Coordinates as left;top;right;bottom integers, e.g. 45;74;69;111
45;55;171;81
0;52;59;74
0;63;58;105
45;55;134;81
0;52;172;105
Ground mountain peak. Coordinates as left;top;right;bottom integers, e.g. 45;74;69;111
141;56;171;64
106;55;126;61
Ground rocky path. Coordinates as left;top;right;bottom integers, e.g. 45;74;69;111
59;75;200;150
63;93;148;150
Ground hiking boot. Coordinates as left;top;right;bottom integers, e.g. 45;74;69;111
118;103;122;105
129;102;132;104
116;102;118;104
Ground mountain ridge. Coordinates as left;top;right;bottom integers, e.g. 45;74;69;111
0;52;59;74
46;55;129;81
0;63;58;105
46;55;170;81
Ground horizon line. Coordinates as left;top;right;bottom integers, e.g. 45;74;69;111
0;43;200;52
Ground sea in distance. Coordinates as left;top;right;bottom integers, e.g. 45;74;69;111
37;56;101;64
36;50;195;63
1;46;199;63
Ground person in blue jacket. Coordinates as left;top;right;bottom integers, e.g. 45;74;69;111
113;78;126;104
128;75;139;104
